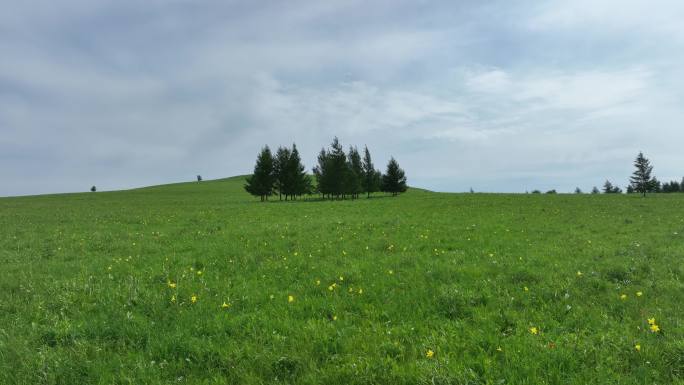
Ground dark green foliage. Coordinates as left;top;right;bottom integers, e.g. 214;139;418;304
603;180;621;194
629;152;656;196
531;190;541;194
274;146;292;200
327;137;348;198
313;148;330;197
197;175;202;182
90;186;96;192
362;146;381;198
626;185;635;194
381;157;407;196
661;180;680;193
288;144;312;199
346;146;363;199
546;189;557;194
244;146;275;201
574;187;582;194
591;186;600;194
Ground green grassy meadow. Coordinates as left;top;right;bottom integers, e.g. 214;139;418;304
1;176;683;384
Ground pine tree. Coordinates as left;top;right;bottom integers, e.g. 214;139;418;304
313;148;330;198
381;157;407;196
327;137;348;199
626;185;635;194
629;152;656;197
362;146;380;198
274;146;292;200
346;146;363;199
591;186;600;194
574;187;582;194
603;180;614;194
288;143;311;199
244;146;275;201
197;175;202;182
90;186;96;192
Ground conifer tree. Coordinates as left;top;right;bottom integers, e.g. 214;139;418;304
313;148;330;198
591;186;600;194
574;187;582;194
362;146;380;198
381;157;407;196
287;143;311;199
90;186;96;192
603;180;613;193
629;152;656;197
346;146;363;199
626;185;635;194
274;146;292;200
327;137;348;199
244;146;275;201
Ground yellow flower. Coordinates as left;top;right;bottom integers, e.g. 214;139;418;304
496;346;503;352
647;318;656;325
269;294;275;300
315;279;321;286
221;302;231;309
358;288;363;294
426;349;434;358
197;271;203;276
167;281;177;289
620;294;627;300
288;295;294;303
332;315;338;321
529;327;539;335
649;324;660;333
636;291;643;297
328;285;334;291
171;295;176;303
191;295;197;303
524;286;529;292
339;276;344;281
635;344;641;352
576;271;583;277
348;287;353;293
388;270;394;275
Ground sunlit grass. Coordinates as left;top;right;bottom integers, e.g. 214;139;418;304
0;176;682;384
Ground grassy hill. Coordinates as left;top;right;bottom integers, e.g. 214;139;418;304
1;176;683;384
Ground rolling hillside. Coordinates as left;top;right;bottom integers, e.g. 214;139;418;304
1;176;682;384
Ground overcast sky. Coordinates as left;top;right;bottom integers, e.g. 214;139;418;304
1;0;683;196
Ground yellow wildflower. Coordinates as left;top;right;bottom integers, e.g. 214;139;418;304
197;271;203;276
426;349;434;358
576;271;583;277
524;286;529;292
328;285;334;291
221;302;231;309
635;344;641;352
332;315;337;321
529;327;539;335
288;295;294;303
620;294;627;300
636;291;643;297
647;318;656;325
171;295;176;303
650;324;660;333
339;276;344;281
388;270;394;275
191;295;197;303
358;288;363;294
316;279;321;285
496;347;503;352
167;281;177;289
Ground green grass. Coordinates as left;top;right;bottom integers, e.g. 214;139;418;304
1;176;683;384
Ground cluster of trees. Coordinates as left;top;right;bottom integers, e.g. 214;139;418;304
573;152;683;196
244;138;407;201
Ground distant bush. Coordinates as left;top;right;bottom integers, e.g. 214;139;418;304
90;186;96;192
